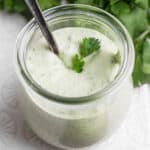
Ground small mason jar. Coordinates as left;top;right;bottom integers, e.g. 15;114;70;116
15;4;135;149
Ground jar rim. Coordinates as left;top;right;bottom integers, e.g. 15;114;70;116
15;4;135;104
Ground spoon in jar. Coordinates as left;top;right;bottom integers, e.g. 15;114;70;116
25;0;59;55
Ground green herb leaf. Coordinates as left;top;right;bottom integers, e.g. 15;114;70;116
38;0;60;10
72;54;85;73
110;0;121;5
135;0;149;9
110;1;130;16
72;0;95;5
122;8;147;38
80;37;100;57
132;53;150;86
142;38;150;74
72;37;100;73
132;55;143;86
13;0;27;13
147;8;150;25
0;0;4;9
4;0;13;11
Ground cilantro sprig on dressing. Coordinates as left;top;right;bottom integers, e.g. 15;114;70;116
72;37;101;73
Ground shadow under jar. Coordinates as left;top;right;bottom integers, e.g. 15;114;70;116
15;4;135;150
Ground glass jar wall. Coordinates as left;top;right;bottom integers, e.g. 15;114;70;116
15;4;134;149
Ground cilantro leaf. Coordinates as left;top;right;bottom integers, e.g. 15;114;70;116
132;53;150;86
80;38;100;57
135;0;149;9
118;7;148;38
110;0;121;5
132;30;150;86
67;0;109;9
38;0;60;10
142;38;150;74
4;0;13;11
72;54;85;73
147;8;150;25
67;0;100;7
13;0;27;13
110;1;130;16
0;0;4;9
72;37;100;73
132;54;143;86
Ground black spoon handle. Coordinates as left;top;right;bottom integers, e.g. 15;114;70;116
25;0;59;55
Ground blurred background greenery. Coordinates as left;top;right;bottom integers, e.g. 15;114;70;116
0;0;150;87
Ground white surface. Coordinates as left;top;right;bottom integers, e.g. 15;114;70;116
0;11;150;150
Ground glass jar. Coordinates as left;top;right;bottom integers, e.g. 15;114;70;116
15;4;135;149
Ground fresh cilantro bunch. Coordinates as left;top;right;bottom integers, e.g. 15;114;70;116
0;0;60;19
72;37;101;73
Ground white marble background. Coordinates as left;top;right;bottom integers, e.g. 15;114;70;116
0;10;150;150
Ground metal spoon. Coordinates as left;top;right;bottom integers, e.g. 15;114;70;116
25;0;59;55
